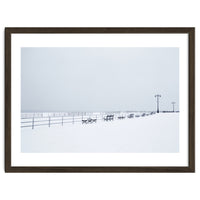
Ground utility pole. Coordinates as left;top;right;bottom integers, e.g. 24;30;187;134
171;102;176;112
154;94;161;113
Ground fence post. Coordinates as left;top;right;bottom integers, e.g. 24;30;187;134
62;116;63;126
32;117;34;129
73;114;74;124
49;116;51;127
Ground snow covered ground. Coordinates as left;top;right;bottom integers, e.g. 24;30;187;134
21;113;179;153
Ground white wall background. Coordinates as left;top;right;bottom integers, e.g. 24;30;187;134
0;0;199;200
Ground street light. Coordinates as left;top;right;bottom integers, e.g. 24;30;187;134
171;102;176;112
155;94;161;113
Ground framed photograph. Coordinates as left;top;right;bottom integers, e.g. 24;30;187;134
5;27;195;172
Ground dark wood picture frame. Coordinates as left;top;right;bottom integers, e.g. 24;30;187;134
5;27;195;173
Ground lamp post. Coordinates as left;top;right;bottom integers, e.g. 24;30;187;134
172;102;176;112
155;94;161;113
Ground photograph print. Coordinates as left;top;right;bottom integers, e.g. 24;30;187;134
21;47;179;153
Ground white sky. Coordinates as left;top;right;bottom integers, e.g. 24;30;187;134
21;47;179;112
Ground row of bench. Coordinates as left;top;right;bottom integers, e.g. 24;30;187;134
82;112;156;124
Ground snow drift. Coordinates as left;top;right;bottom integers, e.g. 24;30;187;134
21;113;179;153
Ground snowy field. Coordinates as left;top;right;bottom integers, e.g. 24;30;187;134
21;113;179;153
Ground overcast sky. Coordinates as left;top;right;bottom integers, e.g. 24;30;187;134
21;47;179;112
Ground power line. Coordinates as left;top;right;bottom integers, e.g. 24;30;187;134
171;102;176;112
154;94;161;113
